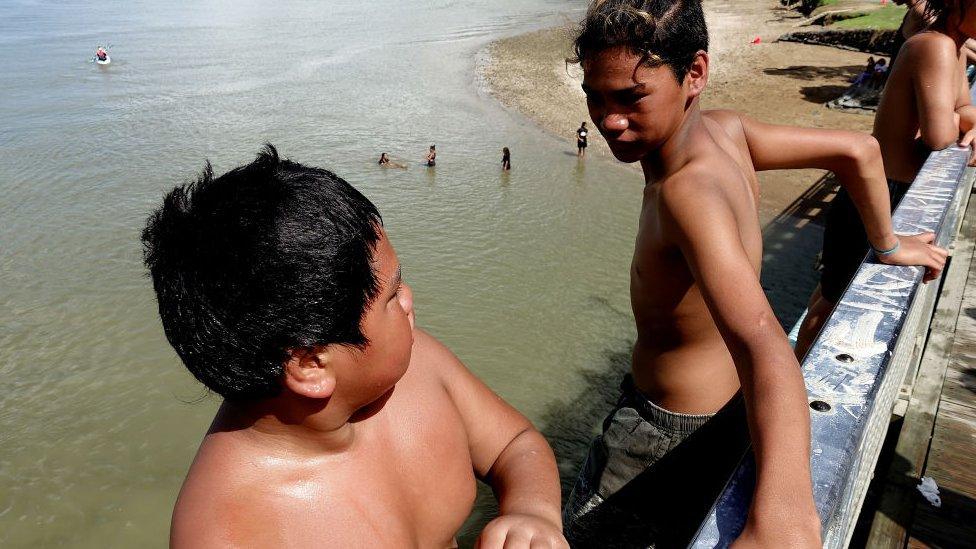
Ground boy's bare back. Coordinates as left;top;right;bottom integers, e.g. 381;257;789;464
172;329;529;548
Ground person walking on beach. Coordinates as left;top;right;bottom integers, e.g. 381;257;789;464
425;144;436;167
796;0;973;356
501;147;511;171
146;145;568;549
561;1;946;547
576;122;588;157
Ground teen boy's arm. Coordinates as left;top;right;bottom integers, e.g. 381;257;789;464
660;173;821;548
912;35;968;150
952;51;976;163
718;112;948;279
414;330;568;549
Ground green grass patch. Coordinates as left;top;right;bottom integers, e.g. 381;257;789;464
832;5;907;29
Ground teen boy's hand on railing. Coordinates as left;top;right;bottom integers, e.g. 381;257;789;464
958;128;976;166
875;233;948;282
475;513;569;549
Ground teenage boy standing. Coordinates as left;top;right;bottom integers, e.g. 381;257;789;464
563;1;946;546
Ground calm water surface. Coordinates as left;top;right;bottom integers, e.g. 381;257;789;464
0;0;647;546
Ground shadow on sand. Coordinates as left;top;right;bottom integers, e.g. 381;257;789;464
763;65;863;81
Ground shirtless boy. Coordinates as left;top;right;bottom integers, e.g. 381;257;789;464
142;145;566;548
796;0;969;356
562;1;946;546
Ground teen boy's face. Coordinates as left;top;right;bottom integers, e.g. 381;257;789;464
581;46;694;163
335;230;415;409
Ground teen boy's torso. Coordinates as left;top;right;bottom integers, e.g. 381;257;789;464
170;331;477;549
630;111;763;414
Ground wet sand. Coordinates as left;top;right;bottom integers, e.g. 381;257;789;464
480;0;876;224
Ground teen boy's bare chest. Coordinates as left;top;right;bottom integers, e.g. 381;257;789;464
629;196;710;342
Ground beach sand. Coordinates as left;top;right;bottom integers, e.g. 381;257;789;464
481;0;877;223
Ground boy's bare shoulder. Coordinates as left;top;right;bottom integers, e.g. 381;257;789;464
170;433;281;547
407;328;468;385
656;162;732;223
702;109;746;136
903;31;959;60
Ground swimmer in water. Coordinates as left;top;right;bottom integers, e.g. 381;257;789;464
425;145;436;167
502;147;511;171
378;153;406;169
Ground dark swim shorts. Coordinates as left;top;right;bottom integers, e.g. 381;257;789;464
820;179;909;303
563;375;749;548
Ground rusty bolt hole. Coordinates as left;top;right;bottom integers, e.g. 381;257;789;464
810;400;832;412
835;353;854;363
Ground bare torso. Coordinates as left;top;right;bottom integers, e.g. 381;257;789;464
171;332;477;548
631;112;763;414
874;32;966;184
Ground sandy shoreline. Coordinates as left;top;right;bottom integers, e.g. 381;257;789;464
480;0;879;223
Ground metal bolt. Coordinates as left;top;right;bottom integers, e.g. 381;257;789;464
810;400;832;412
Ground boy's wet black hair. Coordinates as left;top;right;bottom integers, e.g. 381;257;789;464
142;144;383;400
572;0;708;82
924;0;972;25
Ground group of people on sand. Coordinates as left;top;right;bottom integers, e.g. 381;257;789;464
378;144;512;171
142;0;971;547
851;56;889;88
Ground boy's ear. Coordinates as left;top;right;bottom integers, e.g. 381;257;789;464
685;50;709;100
283;347;337;399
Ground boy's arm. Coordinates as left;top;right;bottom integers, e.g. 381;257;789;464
660;176;821;547
720;112;948;281
415;330;567;549
953;52;976;134
913;37;966;149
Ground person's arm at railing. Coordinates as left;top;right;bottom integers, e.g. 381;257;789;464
954;51;976;128
660;175;821;548
915;37;967;150
722;112;949;279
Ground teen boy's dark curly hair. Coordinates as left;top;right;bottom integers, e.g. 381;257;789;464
572;0;708;82
142;145;382;400
923;0;969;25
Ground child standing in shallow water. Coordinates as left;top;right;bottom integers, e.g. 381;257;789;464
502;147;511;170
562;1;945;546
144;145;567;548
576;122;589;156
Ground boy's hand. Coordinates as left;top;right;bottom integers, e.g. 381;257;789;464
877;233;948;282
475;514;568;549
959;129;976;166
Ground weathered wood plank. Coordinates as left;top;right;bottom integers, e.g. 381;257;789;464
907;398;976;547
